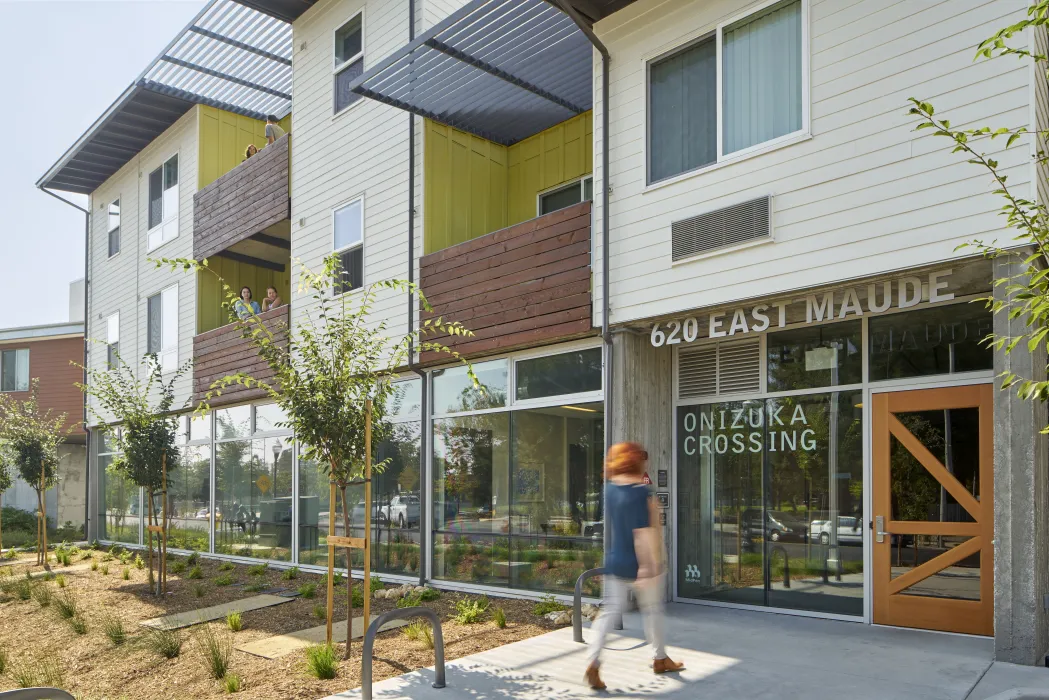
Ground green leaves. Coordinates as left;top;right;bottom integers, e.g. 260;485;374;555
0;380;69;493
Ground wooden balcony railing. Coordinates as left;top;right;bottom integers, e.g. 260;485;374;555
193;134;290;261
192;306;288;406
419;201;594;360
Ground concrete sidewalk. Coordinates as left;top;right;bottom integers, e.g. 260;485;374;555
323;603;1049;700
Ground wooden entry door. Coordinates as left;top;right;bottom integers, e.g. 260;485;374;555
872;385;993;636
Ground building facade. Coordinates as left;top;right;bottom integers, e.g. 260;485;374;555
36;0;1049;665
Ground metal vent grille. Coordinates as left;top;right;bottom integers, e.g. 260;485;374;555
678;345;717;399
677;339;761;399
671;196;772;261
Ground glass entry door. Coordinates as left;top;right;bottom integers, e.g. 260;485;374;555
871;384;993;635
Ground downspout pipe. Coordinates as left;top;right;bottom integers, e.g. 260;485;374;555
38;185;91;540
404;0;428;588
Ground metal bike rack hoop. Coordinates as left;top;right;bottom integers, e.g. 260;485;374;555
574;567;622;644
362;607;445;700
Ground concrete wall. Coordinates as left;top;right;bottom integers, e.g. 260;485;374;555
2;443;86;532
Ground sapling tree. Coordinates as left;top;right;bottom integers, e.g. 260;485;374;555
0;443;14;554
0;380;69;565
909;3;1049;422
78;353;192;593
155;252;477;658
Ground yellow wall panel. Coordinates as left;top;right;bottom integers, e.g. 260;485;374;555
197;105;270;190
196;256;291;334
424;112;592;255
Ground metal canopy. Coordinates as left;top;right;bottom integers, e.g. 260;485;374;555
349;0;595;146
38;0;292;195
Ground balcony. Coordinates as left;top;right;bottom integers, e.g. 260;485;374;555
419;201;593;359
192;305;288;406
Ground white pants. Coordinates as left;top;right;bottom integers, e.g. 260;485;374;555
586;574;667;667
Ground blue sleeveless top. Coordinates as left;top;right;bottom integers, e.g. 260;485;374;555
604;483;651;579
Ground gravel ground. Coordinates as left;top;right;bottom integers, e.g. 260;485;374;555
0;547;561;699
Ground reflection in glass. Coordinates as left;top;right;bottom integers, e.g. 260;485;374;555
676;393;864;615
190;414;211;442
389;378;422;419
297;451;331;568
214;437;293;561
254;403;288;433
215;406;251;439
167;445;210;551
432;360;507;414
99;453;140;544
892;537;980;601
515;348;602;401
510;537;604;595
869;304;992;380
433;413;510;535
434;535;504;586
767;320;861;392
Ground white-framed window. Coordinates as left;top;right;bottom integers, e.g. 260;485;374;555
147;154;179;251
647;0;807;184
0;348;29;393
332;198;364;294
538;176;593;216
106;312;120;369
146;284;178;373
333;12;364;114
107;198;121;257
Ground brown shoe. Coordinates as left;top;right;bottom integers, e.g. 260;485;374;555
584;662;607;690
654;656;685;674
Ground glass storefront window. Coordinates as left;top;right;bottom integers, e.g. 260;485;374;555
190;414;211;442
515;348;602;401
214;436;293;561
99;451;140;545
167;444;210;551
389;378;422;419
433;360;507;414
433;413;510;535
215;406;251;439
869;304;992;380
254;403;288;434
677;392;863;615
767;320;861;392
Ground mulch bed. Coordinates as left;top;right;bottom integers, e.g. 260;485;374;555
0;547;560;699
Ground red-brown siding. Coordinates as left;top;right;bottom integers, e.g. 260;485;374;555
0;335;85;436
192;306;288;406
419;202;594;362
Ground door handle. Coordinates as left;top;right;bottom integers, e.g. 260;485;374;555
875;515;890;543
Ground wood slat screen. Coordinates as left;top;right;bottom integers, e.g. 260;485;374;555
192;306;288;406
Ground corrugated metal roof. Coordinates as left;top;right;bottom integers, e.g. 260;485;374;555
241;0;634;24
349;0;594;146
38;0;292;195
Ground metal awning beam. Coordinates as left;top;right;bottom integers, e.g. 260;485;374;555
353;85;511;145
159;55;292;101
215;249;286;272
188;25;292;66
249;232;291;249
423;37;585;115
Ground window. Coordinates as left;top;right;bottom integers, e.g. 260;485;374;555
0;348;29;392
106;312;120;369
515;348;602;401
869;305;993;381
147;154;179;250
333;198;364;294
648;0;804;183
432;360;508;414
107;199;120;257
538;177;593;216
146;284;178;373
333;14;363;114
766;320;861;392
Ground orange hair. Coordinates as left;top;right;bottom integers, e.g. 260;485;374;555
605;442;648;478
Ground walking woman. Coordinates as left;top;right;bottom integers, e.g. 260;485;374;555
585;442;684;690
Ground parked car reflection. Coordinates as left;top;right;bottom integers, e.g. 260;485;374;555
809;515;863;545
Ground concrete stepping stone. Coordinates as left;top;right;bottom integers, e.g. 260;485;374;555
140;594;292;631
236;615;409;659
26;562;96;578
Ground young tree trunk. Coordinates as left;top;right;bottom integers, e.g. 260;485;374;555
0;502;4;555
147;489;156;593
340;484;352;661
36;488;44;566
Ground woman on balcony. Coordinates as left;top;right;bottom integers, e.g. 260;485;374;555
261;286;283;312
234;286;261;319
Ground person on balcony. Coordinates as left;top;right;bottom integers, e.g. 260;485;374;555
265;115;285;145
261;286;284;312
234;286;261;320
243;144;258;161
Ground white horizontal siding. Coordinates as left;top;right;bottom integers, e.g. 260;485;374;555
593;0;1031;326
85;108;199;425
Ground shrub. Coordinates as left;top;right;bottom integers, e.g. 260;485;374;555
119;551;131;565
298;582;317;599
56;574;67;588
532;595;566;617
122;567;131;581
369;576;385;592
281;566;299;581
197;624;233;680
247;563;268;577
421;623;435;649
193;583;207;598
224;672;242;694
101;563;110;575
226;611;243;632
244;581;268;593
172;561;186;575
42;571;55;582
397;587;441;609
218;561;235;572
70;615;87;635
101;613;127;645
57;550;73;567
187;565;204;580
134;554;145;570
312;604;325;620
91;559;99;572
323;571;344;587
305;643;338;680
402;620;433;648
32;584;52;608
54;590;80;620
0;647;6;674
453;596;489;624
494;607;507;628
2;549;15;560
11;655;63;689
101;553;113;563
215;573;235;587
187;551;200;566
144;627;183;659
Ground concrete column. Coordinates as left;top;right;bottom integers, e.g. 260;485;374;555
993;254;1049;664
610;330;674;595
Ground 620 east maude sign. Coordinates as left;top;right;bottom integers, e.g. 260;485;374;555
650;269;956;347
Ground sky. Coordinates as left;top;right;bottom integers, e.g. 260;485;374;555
0;0;204;330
